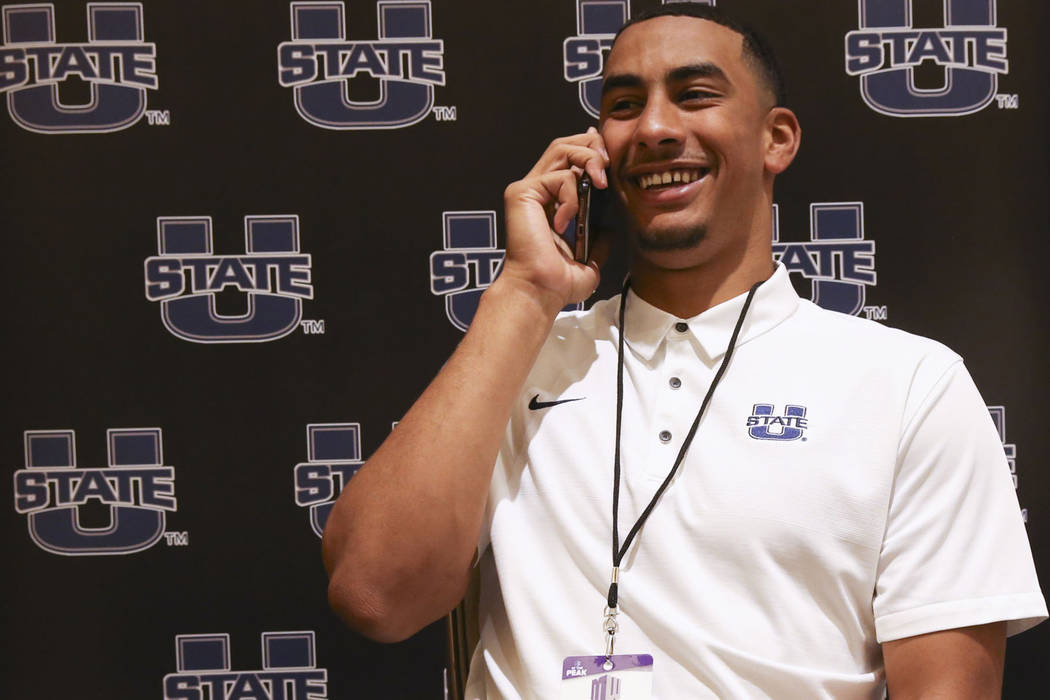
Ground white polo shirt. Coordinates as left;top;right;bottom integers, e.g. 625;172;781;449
465;263;1045;699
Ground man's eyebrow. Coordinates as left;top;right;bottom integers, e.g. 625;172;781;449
667;62;729;84
601;62;730;96
601;73;643;96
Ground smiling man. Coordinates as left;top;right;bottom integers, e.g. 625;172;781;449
321;5;1044;698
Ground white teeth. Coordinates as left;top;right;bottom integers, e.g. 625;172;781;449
638;169;704;189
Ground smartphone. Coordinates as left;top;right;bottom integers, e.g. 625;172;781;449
573;171;615;264
574;173;593;264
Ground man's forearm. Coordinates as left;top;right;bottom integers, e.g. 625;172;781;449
322;276;562;642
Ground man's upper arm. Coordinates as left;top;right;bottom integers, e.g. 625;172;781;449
883;622;1005;699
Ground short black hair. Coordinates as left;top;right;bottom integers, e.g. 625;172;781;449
611;4;787;107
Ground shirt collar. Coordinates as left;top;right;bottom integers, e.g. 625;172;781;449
621;262;799;363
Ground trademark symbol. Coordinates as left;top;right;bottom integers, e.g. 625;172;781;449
862;305;888;321
432;105;457;122
300;319;326;335
164;531;189;546
995;94;1019;110
145;109;171;125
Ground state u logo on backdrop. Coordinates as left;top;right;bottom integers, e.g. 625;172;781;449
12;428;178;556
772;202;883;320
143;215;315;344
277;0;446;129
163;631;328;700
845;0;1009;117
293;423;364;537
0;2;159;133
428;210;583;331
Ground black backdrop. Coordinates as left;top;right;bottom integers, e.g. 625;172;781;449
3;0;1047;697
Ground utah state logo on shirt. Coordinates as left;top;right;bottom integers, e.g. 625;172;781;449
746;404;809;441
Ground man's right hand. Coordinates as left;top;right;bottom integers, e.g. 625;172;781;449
499;127;611;313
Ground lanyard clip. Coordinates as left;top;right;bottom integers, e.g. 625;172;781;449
601;566;620;670
602;605;618;670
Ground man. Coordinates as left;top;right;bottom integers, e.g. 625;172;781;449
322;6;1045;698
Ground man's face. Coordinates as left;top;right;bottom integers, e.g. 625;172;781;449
599;17;774;267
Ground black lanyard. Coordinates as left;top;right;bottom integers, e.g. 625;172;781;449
602;278;763;661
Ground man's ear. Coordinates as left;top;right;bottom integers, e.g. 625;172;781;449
764;107;801;175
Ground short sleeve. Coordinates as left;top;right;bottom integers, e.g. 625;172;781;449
873;361;1046;642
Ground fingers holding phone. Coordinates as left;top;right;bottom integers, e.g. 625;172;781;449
498;128;616;306
502;169;600;306
527;127;612;269
526;126;609;189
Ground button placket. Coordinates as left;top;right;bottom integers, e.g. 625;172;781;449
646;328;692;473
667;324;687;392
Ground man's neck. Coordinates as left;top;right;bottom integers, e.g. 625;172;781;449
629;250;775;319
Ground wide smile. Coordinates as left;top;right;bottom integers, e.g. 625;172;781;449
635;167;707;189
628;166;711;204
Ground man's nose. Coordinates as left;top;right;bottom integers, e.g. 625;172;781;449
634;94;685;149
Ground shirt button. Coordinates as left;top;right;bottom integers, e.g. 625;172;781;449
674;322;688;333
659;430;672;443
669;377;682;389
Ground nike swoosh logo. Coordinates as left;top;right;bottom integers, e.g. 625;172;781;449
528;394;585;410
